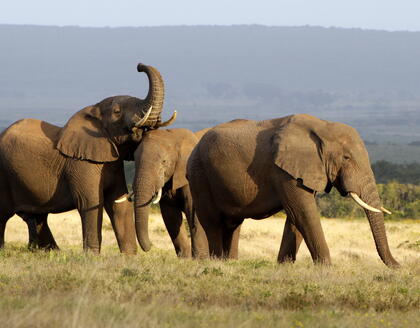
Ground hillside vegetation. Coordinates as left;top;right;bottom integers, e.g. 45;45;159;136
1;212;419;328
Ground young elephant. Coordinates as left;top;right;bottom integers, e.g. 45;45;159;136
187;114;399;268
132;128;208;258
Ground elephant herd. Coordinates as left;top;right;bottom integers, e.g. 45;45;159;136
0;64;400;268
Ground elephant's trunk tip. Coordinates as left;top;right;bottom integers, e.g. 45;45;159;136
140;241;152;252
137;63;146;72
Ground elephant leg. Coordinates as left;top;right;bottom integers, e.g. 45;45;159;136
20;213;59;250
160;201;191;258
278;216;304;263
67;163;103;254
78;205;103;254
188;167;222;258
194;204;223;258
104;195;137;255
181;187;209;259
277;180;331;265
35;215;59;250
0;215;13;248
19;213;39;250
222;220;243;259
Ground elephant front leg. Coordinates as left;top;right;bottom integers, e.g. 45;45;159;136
278;216;303;263
278;181;331;265
160;201;191;258
78;204;103;254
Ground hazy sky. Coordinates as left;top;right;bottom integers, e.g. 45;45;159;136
1;0;420;31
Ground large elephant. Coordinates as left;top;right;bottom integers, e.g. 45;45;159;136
187;114;400;268
0;63;176;254
132;128;209;258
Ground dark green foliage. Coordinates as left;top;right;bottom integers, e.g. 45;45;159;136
372;161;420;185
124;161;135;190
317;182;420;219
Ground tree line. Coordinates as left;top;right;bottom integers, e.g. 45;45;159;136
372;160;420;185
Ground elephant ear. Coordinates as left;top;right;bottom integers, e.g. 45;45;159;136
172;136;198;191
57;106;119;162
271;115;327;192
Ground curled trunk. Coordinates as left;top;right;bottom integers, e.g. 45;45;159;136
137;64;165;128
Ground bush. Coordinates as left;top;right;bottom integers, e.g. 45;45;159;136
317;182;420;219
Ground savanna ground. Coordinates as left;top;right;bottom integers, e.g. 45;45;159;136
1;211;419;328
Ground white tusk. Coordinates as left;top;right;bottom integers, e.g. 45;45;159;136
380;206;392;215
349;192;381;213
135;106;153;127
152;189;162;204
157;110;177;127
114;194;129;203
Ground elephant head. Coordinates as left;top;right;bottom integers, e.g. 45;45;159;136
56;63;177;162
132;129;197;251
272;114;399;267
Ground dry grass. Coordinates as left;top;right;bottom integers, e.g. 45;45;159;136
1;211;419;328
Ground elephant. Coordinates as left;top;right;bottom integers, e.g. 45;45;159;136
0;63;176;254
132;128;209;258
187;114;400;268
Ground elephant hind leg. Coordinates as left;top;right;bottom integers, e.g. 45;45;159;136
0;214;13;248
188;168;222;259
19;213;39;250
222;219;243;259
36;215;59;250
194;202;223;258
19;213;59;250
160;201;191;258
278;216;303;263
195;208;223;258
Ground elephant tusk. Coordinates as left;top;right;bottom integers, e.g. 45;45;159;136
380;206;392;215
134;106;153;127
152;189;162;204
349;192;381;213
115;194;130;203
157;110;177;127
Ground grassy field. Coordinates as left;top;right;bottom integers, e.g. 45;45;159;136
1;211;419;328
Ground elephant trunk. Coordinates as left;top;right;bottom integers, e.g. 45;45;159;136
360;182;400;268
133;172;157;252
137;63;165;128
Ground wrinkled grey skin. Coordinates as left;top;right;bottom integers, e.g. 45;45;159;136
133;128;209;258
0;63;170;253
187;114;400;268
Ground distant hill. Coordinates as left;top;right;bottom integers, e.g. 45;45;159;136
0;24;419;144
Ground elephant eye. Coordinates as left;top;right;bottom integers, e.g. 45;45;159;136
343;155;351;161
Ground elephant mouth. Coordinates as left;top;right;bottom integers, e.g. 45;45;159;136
128;189;163;207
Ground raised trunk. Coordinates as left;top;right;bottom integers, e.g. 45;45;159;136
361;182;400;268
133;173;156;252
137;64;165;128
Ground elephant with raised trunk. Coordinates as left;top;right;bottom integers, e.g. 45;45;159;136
0;63;176;253
132;128;209;258
187;114;399;268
